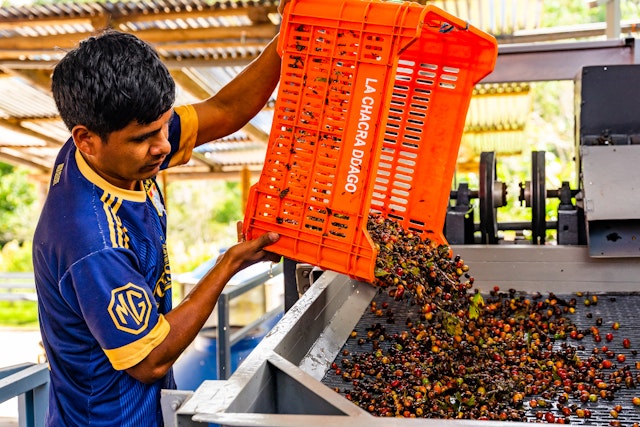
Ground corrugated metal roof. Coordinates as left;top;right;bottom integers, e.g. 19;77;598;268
0;0;283;178
429;0;543;36
0;76;58;119
0;0;632;180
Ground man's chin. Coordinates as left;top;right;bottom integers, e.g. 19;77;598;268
140;163;162;176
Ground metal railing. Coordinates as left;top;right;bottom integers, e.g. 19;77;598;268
215;262;283;380
0;363;49;427
0;264;284;426
0;273;36;302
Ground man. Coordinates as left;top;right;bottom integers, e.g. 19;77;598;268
32;4;288;424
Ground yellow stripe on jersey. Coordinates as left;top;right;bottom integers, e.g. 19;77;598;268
76;150;143;249
168;104;198;168
103;314;171;371
111;199;129;249
99;191;130;249
100;192;118;248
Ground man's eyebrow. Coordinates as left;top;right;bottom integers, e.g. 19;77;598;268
131;113;173;141
131;127;161;141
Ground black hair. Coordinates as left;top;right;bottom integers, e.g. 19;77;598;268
51;29;176;141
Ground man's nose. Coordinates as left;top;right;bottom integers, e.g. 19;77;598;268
150;136;171;156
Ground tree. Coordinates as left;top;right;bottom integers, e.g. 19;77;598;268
0;162;38;271
165;179;244;273
0;163;38;246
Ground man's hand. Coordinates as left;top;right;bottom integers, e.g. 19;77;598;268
221;221;281;272
126;223;280;384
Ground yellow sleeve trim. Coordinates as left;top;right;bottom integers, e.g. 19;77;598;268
104;314;171;371
169;104;198;168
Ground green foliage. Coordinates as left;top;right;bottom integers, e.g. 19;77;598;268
0;163;38;247
0;163;38;272
212;181;243;224
0;240;33;272
541;0;602;27
454;81;578;242
539;0;640;28
494;81;577;238
0;300;39;327
527;81;576;186
165;179;243;274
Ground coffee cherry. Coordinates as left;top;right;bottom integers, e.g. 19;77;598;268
338;214;637;423
612;322;620;330
544;412;555;423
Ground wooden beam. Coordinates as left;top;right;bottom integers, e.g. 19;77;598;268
0;42;266;66
0;68;52;92
165;169;261;181
191;151;224;172
240;123;268;144
0;119;62;148
0;40;267;58
0;55;259;70
155;40;267;50
241;166;251;211
0;17;94;30
130;24;278;45
171;69;212;99
0;33;87;51
0;23;276;51
108;5;279;26
0;148;50;172
0;5;279;28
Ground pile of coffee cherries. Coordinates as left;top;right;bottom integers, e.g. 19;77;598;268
325;215;640;425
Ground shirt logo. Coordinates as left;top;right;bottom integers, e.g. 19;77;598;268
52;163;64;186
108;283;152;335
146;181;165;217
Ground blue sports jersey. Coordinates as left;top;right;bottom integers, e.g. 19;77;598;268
33;105;198;426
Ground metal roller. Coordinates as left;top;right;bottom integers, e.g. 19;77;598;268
479;152;507;244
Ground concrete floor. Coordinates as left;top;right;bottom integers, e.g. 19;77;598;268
0;328;44;427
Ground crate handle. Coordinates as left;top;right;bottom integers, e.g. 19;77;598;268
439;21;469;33
396;5;470;56
396;4;428;56
425;5;473;33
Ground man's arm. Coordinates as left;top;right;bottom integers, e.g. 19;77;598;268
191;35;282;146
126;228;280;383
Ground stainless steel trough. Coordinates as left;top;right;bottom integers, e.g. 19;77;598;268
162;245;640;426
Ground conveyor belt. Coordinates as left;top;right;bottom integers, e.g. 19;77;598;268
322;288;640;425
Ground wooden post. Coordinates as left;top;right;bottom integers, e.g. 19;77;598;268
241;166;251;212
161;170;168;213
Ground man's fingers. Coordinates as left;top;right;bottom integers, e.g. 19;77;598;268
236;221;245;242
259;231;280;247
278;0;291;15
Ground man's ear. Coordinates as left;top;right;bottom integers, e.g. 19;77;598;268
72;125;100;156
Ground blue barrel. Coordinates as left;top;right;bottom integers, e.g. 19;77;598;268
174;311;282;390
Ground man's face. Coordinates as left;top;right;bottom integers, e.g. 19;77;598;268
89;110;173;190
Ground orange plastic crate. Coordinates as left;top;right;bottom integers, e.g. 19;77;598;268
244;0;497;283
